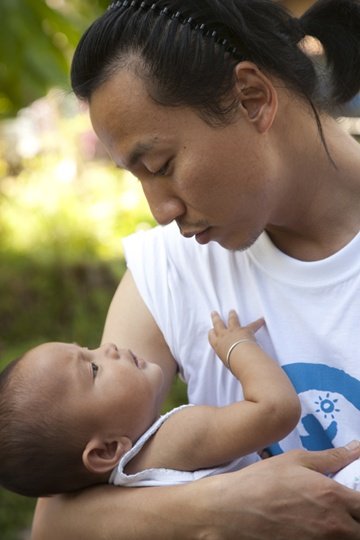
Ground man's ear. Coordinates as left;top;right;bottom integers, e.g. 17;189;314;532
82;436;132;475
233;61;278;133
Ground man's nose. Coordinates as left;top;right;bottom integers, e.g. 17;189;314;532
141;181;186;225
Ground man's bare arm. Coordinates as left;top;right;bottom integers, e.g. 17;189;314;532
32;445;360;540
101;270;178;394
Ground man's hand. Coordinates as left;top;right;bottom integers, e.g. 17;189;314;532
205;444;360;540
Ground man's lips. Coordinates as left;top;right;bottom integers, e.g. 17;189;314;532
195;228;211;244
181;227;211;240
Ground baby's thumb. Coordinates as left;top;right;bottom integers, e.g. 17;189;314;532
247;317;265;334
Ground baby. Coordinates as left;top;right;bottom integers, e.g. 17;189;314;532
0;310;357;497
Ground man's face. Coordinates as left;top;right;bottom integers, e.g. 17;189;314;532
89;68;283;251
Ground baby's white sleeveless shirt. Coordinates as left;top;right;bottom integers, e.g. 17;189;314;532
109;405;259;487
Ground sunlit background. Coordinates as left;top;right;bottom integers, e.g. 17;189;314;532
0;1;359;538
0;2;159;538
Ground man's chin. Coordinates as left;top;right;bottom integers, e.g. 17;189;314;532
216;232;263;252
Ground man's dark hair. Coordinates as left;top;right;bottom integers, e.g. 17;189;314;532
71;0;360;123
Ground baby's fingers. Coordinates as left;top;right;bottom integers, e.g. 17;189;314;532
208;328;216;346
210;311;226;330
227;309;240;328
246;317;265;334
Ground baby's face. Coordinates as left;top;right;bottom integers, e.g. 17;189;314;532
21;342;164;441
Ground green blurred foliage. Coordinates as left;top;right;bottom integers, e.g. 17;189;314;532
0;0;109;118
0;489;36;540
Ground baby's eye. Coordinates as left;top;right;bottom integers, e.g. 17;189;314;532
91;362;99;378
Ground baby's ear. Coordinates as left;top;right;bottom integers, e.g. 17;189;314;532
82;436;132;474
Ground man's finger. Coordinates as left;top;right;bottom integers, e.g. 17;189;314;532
286;442;360;476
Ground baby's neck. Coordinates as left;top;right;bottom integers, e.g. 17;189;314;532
122;431;157;475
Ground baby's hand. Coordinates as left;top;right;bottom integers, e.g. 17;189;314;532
208;310;264;366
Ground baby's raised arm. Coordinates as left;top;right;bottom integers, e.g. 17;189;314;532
143;309;301;473
205;310;301;458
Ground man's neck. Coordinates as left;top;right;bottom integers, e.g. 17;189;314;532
267;122;360;261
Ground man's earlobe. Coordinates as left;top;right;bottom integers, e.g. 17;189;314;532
233;61;278;132
82;436;132;474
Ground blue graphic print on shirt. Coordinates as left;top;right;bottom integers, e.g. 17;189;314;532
269;363;360;455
